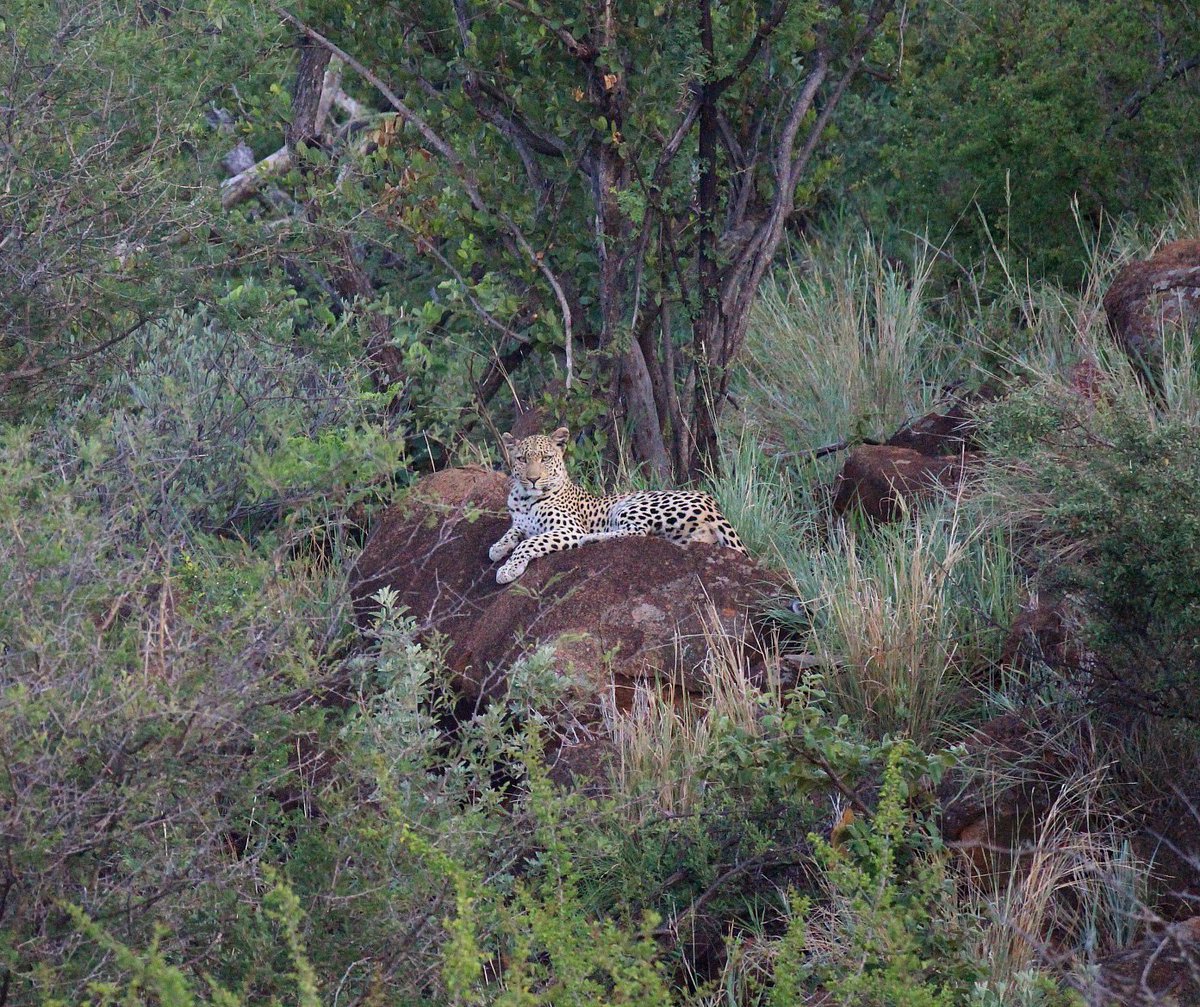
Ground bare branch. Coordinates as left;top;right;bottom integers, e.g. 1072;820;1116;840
220;145;291;209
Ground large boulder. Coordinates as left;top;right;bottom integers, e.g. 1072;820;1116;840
1103;239;1200;367
350;467;784;717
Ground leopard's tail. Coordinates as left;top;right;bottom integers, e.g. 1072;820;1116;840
717;521;747;554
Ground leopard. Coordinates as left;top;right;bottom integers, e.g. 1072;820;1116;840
488;426;746;584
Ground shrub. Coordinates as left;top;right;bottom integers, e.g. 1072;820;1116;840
983;363;1200;722
53;306;400;538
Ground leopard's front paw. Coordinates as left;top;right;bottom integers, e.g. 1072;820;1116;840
488;540;514;562
496;559;526;584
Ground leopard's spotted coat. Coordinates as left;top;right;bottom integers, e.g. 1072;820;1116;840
489;427;746;584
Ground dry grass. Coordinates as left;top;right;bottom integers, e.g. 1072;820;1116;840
968;771;1150;990
602;608;782;823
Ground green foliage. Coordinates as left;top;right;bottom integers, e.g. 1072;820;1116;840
238;0;906;475
0;296;398;1001
0;2;287;415
46;874;322;1007
984;377;1200;720
400;762;672;1007
755;743;1081;1007
802;746;966;1006
836;0;1200;282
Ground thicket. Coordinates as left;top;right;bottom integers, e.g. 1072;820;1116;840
983;322;1200;723
4;2;1200;1005
835;0;1200;282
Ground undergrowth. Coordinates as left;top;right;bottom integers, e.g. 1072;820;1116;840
7;200;1199;1004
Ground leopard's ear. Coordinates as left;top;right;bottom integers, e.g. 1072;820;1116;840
550;426;570;448
501;432;517;455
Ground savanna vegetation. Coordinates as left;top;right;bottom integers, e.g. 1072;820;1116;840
2;1;1199;1005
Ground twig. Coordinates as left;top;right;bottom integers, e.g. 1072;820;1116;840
791;740;874;819
0;315;149;393
652;847;812;944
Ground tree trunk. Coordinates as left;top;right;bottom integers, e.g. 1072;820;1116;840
287;35;333;155
688;0;724;481
329;234;406;394
588;79;671;480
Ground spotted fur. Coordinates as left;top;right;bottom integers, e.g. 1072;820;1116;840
489;426;746;584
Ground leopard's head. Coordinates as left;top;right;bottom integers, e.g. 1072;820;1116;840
501;427;570;496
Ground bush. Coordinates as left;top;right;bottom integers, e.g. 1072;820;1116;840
833;0;1200;282
983;354;1200;721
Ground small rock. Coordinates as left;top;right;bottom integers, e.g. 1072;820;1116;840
832;444;979;522
1000;599;1078;672
885;400;978;456
1103;239;1200;368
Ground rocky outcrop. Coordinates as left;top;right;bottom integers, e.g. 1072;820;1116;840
1103;239;1200;367
349;465;511;640
349;466;784;777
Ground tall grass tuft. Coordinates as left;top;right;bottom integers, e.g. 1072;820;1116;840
741;235;957;460
968;770;1150;988
706;428;824;569
787;499;1021;745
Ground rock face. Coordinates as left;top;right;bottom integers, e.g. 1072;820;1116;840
350;466;782;717
1103;239;1200;366
832;444;979;521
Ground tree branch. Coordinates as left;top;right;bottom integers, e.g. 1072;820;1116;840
1105;52;1200;137
712;0;790;95
500;0;597;60
274;4;578;385
221;145;292;209
0;315;149;395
